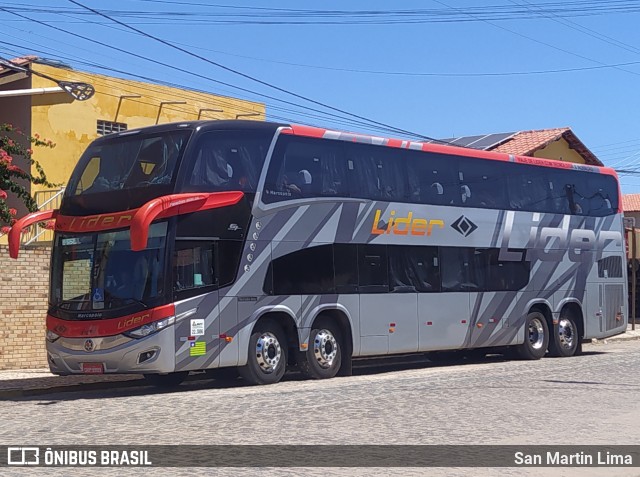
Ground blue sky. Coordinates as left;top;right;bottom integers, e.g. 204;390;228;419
2;1;640;192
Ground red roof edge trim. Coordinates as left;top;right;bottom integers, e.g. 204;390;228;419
285;125;326;138
8;209;58;259
130;191;244;251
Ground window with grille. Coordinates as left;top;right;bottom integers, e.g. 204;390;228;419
96;120;127;136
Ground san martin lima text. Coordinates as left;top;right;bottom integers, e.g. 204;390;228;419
514;451;633;466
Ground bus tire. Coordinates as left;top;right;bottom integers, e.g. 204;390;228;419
516;311;549;360
239;319;287;385
548;311;579;357
143;371;188;388
300;321;342;379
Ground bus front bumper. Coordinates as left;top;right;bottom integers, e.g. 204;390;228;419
46;327;175;375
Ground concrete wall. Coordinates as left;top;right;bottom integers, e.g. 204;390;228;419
533;137;586;164
0;245;50;370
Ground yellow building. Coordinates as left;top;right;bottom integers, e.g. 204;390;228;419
0;55;265;237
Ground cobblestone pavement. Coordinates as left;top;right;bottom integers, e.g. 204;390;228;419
2;340;640;477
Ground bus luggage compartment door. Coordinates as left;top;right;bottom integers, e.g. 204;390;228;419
418;293;470;352
359;294;418;355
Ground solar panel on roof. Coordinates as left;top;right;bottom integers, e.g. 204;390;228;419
425;132;516;150
469;132;515;150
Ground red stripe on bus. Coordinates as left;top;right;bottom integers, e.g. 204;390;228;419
130;191;244;251
47;304;175;338
8;209;58;259
286;125;327;138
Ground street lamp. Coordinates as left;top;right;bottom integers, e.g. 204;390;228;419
0;58;95;101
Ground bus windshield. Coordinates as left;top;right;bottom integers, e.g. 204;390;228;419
50;223;168;313
68;130;191;195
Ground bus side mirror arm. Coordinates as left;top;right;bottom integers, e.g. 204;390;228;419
7;209;58;259
130;191;244;251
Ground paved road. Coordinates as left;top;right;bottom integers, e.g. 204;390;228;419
2;341;640;477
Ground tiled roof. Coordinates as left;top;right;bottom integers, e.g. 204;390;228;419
0;56;38;75
489;127;602;166
623;194;640;212
491;127;569;155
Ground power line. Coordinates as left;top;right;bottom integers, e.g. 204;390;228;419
0;38;428;137
0;6;439;142
432;0;640;78
67;0;450;144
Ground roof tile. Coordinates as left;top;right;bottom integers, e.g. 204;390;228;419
623;194;640;212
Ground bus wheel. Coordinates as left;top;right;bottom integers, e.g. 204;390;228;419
516;311;549;360
239;320;287;385
300;321;342;379
548;311;579;357
143;371;188;388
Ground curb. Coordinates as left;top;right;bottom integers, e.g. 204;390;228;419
592;334;640;345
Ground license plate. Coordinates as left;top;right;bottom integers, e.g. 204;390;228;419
81;363;104;374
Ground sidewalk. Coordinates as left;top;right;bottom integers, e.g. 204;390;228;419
1;325;639;398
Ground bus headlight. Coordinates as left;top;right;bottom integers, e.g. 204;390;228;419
46;330;60;342
124;316;175;339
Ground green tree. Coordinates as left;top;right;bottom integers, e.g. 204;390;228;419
0;123;56;233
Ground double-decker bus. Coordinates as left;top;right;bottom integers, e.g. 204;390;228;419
9;120;627;386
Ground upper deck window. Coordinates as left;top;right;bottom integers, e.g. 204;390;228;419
182;130;273;193
68;130;191;196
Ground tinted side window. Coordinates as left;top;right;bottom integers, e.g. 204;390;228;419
217;240;243;288
186;131;271;193
271;245;335;294
574;172;618;217
458;157;508;209
507;164;550;212
407;152;460;206
440;248;481;292
334;244;358;293
358;244;388;293
346;143;408;201
263;137;347;203
481;249;530;291
174;241;216;296
598;256;622;278
388;246;440;292
545;169;573;215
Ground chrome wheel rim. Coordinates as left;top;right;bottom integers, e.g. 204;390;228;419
255;332;282;373
528;317;545;350
313;329;338;369
558;318;575;350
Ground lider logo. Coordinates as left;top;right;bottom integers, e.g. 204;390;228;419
371;209;444;236
451;215;478;237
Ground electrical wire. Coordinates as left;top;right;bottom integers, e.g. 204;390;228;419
67;0;450;143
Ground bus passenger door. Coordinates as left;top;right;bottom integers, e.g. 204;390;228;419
217;295;238;367
174;293;220;371
357;245;419;355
